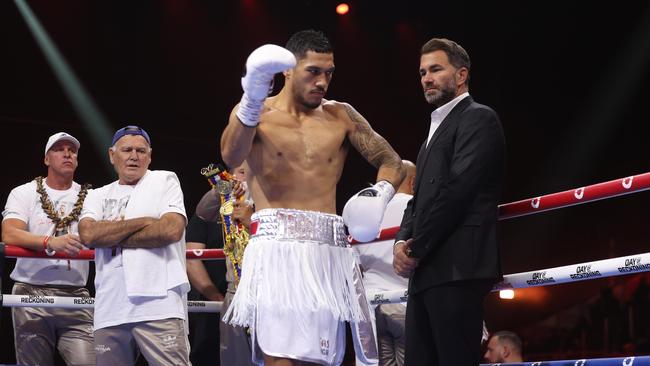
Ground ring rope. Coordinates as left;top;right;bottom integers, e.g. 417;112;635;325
0;243;225;260
480;355;647;366
367;250;650;305
0;294;222;313
3;165;649;320
351;171;650;244
4;172;648;254
1;298;643;365
5;250;650;311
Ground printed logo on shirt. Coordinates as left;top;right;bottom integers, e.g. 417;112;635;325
320;338;330;356
100;195;130;265
101;196;130;221
19;333;38;341
37;199;74;226
95;344;111;354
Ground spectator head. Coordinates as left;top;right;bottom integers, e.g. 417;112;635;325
484;330;523;363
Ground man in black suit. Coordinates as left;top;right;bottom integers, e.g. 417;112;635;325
393;37;506;366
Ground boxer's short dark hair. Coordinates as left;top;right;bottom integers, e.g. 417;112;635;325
286;29;332;60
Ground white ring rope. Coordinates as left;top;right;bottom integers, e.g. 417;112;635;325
5;250;649;309
0;294;221;313
480;355;648;366
366;251;650;305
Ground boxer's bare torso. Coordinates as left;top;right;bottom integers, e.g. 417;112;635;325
221;50;402;214
248;99;369;213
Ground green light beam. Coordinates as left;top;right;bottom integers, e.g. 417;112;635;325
15;0;114;173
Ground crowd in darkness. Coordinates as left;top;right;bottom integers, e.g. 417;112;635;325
520;274;650;360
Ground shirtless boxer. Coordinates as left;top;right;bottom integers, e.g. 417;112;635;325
221;30;405;366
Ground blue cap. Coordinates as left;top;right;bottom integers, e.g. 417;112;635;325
111;125;151;146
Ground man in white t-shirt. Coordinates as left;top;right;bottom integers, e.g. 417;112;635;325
355;160;415;366
2;132;95;365
78;125;191;365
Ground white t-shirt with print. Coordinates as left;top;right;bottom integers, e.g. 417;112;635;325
2;179;89;286
81;173;187;330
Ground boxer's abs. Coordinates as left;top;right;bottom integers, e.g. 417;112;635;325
248;163;342;214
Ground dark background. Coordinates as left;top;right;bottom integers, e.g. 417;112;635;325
2;0;650;362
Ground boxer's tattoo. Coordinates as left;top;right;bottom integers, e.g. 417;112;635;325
344;104;401;170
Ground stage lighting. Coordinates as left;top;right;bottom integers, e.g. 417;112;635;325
336;3;349;15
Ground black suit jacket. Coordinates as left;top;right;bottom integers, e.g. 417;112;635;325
396;96;506;294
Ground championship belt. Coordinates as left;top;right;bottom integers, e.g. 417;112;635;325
200;163;249;287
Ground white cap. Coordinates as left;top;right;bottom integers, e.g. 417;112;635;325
44;132;80;155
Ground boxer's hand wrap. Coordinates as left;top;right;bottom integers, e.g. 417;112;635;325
236;44;296;127
343;180;396;242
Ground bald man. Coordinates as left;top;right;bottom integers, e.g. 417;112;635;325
354;160;416;366
484;331;523;364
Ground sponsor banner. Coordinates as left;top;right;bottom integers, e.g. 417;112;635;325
371;252;650;304
2;295;222;313
187;300;222;313
5;252;650;309
3;295;95;308
494;252;650;291
367;290;408;306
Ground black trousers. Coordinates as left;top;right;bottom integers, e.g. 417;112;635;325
404;280;492;366
189;311;221;366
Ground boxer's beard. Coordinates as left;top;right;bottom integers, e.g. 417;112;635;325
297;94;321;109
293;82;324;109
424;78;456;108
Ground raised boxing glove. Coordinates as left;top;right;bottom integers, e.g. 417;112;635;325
236;44;296;127
343;180;396;242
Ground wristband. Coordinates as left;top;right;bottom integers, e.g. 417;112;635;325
236;93;263;127
43;235;56;256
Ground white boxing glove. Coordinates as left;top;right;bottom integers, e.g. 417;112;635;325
343;180;396;242
236;44;296;127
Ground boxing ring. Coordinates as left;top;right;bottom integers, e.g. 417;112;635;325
3;172;650;365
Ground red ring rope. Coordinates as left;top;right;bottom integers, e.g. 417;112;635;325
351;171;650;244
5;171;650;254
2;245;225;260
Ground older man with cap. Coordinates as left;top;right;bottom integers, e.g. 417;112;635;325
79;125;191;365
2;131;95;365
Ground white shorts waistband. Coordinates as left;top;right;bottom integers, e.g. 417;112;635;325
250;208;348;247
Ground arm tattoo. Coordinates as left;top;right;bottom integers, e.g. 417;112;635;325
345;104;401;169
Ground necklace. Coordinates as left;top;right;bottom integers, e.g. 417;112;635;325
35;176;91;230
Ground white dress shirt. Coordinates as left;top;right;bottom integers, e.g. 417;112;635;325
426;92;470;147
